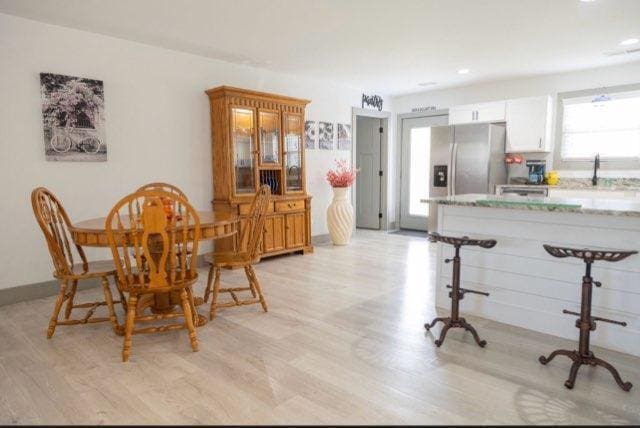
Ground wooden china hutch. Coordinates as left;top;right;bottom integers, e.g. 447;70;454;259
206;86;313;257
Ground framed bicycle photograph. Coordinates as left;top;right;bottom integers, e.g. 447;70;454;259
40;72;107;161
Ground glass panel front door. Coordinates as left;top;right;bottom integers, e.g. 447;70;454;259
409;127;430;217
400;114;449;230
232;108;255;194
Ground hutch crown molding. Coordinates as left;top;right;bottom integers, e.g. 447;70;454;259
206;86;313;257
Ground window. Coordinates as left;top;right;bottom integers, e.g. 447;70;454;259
561;90;640;160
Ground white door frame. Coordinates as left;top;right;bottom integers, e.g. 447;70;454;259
395;109;449;231
352;107;392;231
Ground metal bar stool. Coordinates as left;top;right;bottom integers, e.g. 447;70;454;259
539;244;637;391
425;232;497;347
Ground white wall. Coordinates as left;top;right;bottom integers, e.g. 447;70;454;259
0;13;363;289
392;61;640;177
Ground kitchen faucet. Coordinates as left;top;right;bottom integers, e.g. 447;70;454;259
592;153;600;186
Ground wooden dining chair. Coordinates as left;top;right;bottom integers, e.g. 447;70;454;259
31;187;123;338
136;182;192;262
105;189;200;362
203;185;271;320
136;182;188;200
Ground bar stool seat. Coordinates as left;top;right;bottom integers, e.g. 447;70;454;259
425;232;496;347
539;244;637;391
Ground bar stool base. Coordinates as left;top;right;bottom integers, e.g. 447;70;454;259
539;349;632;391
424;317;487;348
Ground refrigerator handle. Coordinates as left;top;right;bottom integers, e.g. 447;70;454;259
451;143;458;196
448;143;454;197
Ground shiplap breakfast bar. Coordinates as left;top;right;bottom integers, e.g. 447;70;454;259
424;194;640;357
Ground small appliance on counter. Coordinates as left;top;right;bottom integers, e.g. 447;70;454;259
505;154;524;165
526;160;546;185
545;170;559;186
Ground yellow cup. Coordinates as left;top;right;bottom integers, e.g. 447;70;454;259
546;171;559;186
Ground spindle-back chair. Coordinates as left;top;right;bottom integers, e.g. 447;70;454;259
136;182;192;262
136;182;188;200
31;187;123;338
203;185;271;319
105;189;200;362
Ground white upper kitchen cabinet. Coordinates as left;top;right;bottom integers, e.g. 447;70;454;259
448;101;506;125
505;96;553;153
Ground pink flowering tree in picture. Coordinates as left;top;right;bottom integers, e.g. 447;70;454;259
325;159;359;246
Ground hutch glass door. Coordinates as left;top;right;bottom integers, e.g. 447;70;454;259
258;110;280;166
284;114;303;192
232;107;255;194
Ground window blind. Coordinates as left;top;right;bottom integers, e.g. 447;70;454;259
561;90;640;160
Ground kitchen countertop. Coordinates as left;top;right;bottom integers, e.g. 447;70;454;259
421;193;640;217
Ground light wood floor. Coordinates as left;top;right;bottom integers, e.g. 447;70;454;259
1;230;639;425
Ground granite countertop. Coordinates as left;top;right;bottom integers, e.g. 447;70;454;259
499;178;640;192
421;193;640;217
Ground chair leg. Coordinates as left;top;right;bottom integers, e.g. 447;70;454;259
244;266;257;298
209;266;221;320
246;265;268;313
100;276;121;335
593;357;633;391
424;317;446;331
539;349;575;365
461;320;487;348
434;324;452;347
203;263;215;303
564;359;582;389
244;265;256;297
186;286;199;326
122;294;137;362
47;280;68;338
64;279;78;319
115;275;127;312
180;289;199;352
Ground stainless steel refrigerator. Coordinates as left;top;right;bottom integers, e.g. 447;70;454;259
428;123;507;231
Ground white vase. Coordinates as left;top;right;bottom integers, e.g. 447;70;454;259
327;186;353;246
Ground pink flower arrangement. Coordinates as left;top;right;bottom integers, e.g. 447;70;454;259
326;159;359;188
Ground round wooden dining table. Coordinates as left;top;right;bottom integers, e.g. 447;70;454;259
69;210;238;327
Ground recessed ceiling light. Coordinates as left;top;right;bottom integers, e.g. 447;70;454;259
418;81;437;87
620;38;639;46
579;0;596;2
458;69;469;75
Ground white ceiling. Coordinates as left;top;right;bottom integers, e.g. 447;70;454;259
1;0;639;96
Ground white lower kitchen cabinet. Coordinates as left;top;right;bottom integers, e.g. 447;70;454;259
549;188;638;199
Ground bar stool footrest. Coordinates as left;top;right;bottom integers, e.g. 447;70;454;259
562;309;627;327
446;285;489;297
592;315;627;327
